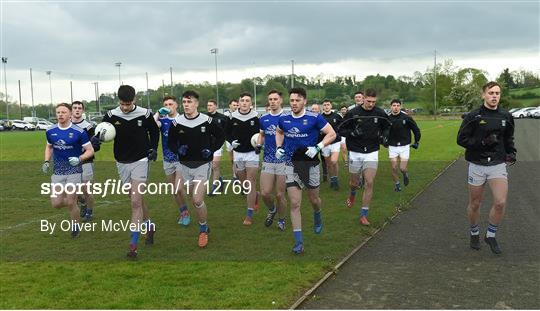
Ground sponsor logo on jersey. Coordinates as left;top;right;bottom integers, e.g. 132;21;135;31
114;121;121;125
286;127;308;138
501;120;506;127
265;124;277;135
53;139;74;150
403;120;406;125
137;120;142;127
201;126;206;133
250;120;255;126
479;120;487;125
374;118;378;123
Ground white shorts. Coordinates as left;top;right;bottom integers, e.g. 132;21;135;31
163;160;181;176
51;173;82;185
213;147;223;157
321;141;341;157
261;162;286;175
468;162;508;186
225;141;233;152
349;150;378;173
285;164;320;189
116;159;149;184
388;145;410;159
233;151;259;171
82;163;94;181
179;162;211;184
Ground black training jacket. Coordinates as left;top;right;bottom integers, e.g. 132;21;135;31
388;111;421;146
319;111;342;144
338;105;390;153
457;104;516;166
225;109;260;153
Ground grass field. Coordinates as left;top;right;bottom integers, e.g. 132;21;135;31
0;120;463;308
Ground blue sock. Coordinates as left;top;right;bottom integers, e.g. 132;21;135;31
246;208;254;218
360;207;369;217
179;205;187;213
293;230;303;244
486;223;498;238
350;190;356;196
470;224;480;236
199;222;208;233
314;210;322;225
278;218;285;223
86;208;93;216
130;231;140;245
330;176;338;182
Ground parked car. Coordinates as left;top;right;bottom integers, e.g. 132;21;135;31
0;124;4;131
11;120;36;131
525;106;540;118
512;107;536;118
36;121;53;130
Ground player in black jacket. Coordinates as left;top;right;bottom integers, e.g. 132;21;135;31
206;99;229;195
102;85;160;259
72;101;100;222
320;99;343;190
338;88;390;226
225;92;260;225
457;81;516;254
387;99;421;192
168;90;225;248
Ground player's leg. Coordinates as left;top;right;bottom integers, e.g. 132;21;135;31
166;169;190;226
400;146;410;186
129;179;145;253
466;162;487;251
190;163;211;248
243;165;259;225
390;156;401;191
320;153;328;182
275;172;287;231
210;146;223;195
260;166;277;227
346;152;361;208
328;147;340;190
359;167;377;226
307;187;323;234
340;137;348;166
484;165;508;254
81;163;95;222
287;184;304;254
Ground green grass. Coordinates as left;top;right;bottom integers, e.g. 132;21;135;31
0;120;463;308
509;86;540;96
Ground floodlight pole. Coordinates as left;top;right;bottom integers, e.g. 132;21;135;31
146;72;150;108
291;59;295;88
2;57;8;119
115;62;122;86
170;67;173;96
30;68;35;117
211;48;219;109
433;49;437;120
46;71;53;119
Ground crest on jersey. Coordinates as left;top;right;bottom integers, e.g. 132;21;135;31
333;119;336;123
479;120;487;125
374;118;378;123
68;133;73;138
303;119;308;125
501;120;506;127
250;120;255;126
403;120;406;125
114;121;121;125
201;126;206;133
137;120;142;127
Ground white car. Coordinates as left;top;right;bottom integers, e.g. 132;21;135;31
525;106;540;118
11;120;36;131
36;121;53;130
512;107;535;119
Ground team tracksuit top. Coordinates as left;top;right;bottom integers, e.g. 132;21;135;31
387;111;421;146
167;113;225;168
73;118;97;162
225;109;260;153
338;105;390;153
102;105;160;163
457;104;516;166
320;111;342;144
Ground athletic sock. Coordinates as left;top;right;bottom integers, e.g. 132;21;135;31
486;223;498;238
350;190;356;197
360;207;369;217
199;221;208;233
268;205;277;214
246;208;254;218
85;208;93;216
293;229;303;244
314;210;322;224
278;217;286;224
130;231;140;245
470;224;480;236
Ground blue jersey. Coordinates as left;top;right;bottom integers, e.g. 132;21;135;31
46;123;90;175
159;116;179;163
260;110;284;163
277;110;327;164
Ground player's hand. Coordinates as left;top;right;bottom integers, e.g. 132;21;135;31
158;107;171;116
350;127;363;138
96;128;107;142
177;145;189;156
411;142;419;149
90;136;101;150
505;152;516;166
68;157;81;167
305;142;323;158
201;148;212;159
275;147;286;160
254;144;263;155
42;161;50;174
481;132;499;147
147;149;158;161
231;140;241;149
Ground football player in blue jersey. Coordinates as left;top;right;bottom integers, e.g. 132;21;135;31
154;96;191;226
275;88;336;254
258;90;287;230
43;103;94;238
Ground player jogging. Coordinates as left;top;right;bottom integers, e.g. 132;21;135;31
457;81;516;254
206;99;229;195
168;90;225;248
387;99;421;192
43;103;94;238
275;87;336;254
102;85;160;259
320;99;343;190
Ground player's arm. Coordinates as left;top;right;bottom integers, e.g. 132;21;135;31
319;123;336;147
503;113;517;156
79;142;95;162
275;127;284;148
153;112;162;128
209;118;225;152
457;113;480;150
408;116;421;143
167;123;179;153
224;117;233;144
146;114;160;151
258;129;265;145
44;143;53;162
337;110;353;137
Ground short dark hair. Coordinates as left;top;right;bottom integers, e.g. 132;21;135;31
163;95;177;102
289;87;307;98
229;99;238;105
267;89;282;97
340;105;348;110
56;103;72;111
390;99;401;105
354;91;364;96
482;81;501;92
118;85;136;102
239;92;252;99
322;98;332;104
365;88;377;97
182;90;199;100
207;99;217;106
71;101;84;109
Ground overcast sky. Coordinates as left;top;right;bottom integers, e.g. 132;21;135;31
1;0;539;106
